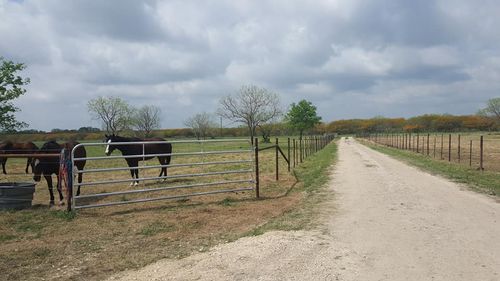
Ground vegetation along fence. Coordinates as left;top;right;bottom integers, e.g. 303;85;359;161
359;133;500;171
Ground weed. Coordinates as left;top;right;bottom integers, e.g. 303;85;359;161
139;221;174;236
50;210;76;221
0;234;16;242
219;197;236;206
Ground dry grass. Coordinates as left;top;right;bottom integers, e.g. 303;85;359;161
0;138;327;281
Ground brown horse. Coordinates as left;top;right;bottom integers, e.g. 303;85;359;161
0;141;39;174
33;140;87;206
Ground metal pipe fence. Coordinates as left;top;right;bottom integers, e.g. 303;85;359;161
69;139;255;210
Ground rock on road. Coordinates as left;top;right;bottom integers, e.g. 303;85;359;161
108;138;500;281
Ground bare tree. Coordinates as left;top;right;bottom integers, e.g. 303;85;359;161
133;105;162;137
478;97;500;123
184;112;216;140
218;85;281;144
87;96;134;135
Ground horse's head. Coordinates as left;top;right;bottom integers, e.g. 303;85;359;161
104;134;117;156
32;158;42;182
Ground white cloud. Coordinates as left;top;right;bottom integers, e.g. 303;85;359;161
1;0;499;131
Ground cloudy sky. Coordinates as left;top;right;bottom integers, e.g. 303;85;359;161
1;0;499;131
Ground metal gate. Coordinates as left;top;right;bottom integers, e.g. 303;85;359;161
70;139;255;210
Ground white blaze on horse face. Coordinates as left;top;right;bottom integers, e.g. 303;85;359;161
105;139;111;155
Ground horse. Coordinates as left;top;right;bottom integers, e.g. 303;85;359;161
0;141;39;174
104;134;172;186
33;141;87;206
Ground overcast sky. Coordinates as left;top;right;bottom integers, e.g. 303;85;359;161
1;0;499;131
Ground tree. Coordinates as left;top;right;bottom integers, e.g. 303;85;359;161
0;57;30;132
285;99;321;139
218;85;281;144
478;98;500;123
184;112;216;140
133;105;161;137
87;96;134;135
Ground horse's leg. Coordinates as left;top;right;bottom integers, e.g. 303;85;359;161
45;175;55;206
134;166;139;186
25;158;30;174
77;172;83;196
1;158;7;174
56;172;64;205
158;157;167;180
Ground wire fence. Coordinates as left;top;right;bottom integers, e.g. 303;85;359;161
358;133;500;171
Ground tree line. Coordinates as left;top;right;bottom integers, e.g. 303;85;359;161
1;57;499;141
326;114;499;135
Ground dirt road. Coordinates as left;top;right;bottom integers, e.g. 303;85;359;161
108;138;500;281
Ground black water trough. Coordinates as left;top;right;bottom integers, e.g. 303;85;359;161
0;182;36;210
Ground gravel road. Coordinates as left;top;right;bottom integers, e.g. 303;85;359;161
108;138;500;281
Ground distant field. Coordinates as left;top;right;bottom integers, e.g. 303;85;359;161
365;132;500;172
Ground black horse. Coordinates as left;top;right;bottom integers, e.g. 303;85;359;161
0;141;39;174
104;134;172;185
33;141;87;206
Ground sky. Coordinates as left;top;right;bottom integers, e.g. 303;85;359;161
1;0;499;131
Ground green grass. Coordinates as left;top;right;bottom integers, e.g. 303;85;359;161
363;141;500;196
247;141;338;236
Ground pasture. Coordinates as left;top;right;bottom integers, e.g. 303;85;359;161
0;137;336;281
365;132;500;172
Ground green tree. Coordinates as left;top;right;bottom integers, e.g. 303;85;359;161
0;57;30;131
285;99;321;139
87;96;134;135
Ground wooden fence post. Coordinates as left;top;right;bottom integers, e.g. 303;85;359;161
458;135;461;163
287;138;291;172
427;134;430;156
480;135;484;170
293;139;296;167
254;138;259;198
417;134;420;153
448;134;451;162
275;138;279;181
300;138;303;163
441;134;444;160
469;140;472;167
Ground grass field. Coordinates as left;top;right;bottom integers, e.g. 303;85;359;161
0;137;337;281
366;132;500;172
359;138;500;197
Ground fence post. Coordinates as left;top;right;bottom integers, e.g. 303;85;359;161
417;134;420;153
448;134;451;162
300;138;303;163
480;135;484;171
441;134;444;160
275;138;279;181
287;138;291;172
458;135;461;163
433;135;436;158
254;138;259;198
427;133;430;156
469;140;472;167
293;139;296;167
